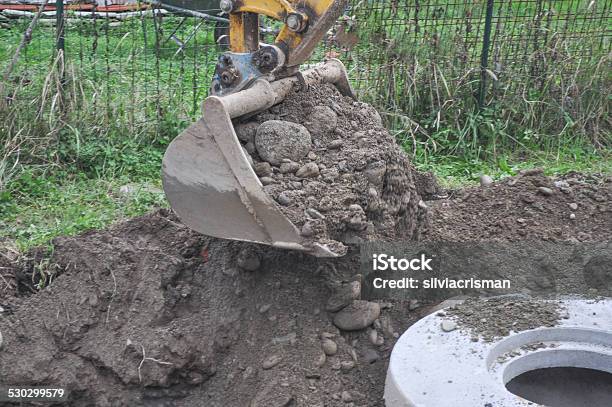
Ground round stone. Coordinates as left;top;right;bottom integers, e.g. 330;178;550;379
480;175;493;187
321;338;338;356
296;162;320;178
235;121;260;143
262;354;282;370
255;120;311;165
304;106;337;136
441;320;458;332
333;300;380;331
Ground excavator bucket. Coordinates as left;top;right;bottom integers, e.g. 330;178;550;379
162;59;355;257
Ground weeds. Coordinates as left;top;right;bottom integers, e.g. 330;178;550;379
32;256;60;290
0;2;610;250
343;0;611;157
0;170;166;250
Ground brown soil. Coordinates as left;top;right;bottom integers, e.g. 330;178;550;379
0;171;610;405
425;170;611;242
235;84;428;255
0;210;422;407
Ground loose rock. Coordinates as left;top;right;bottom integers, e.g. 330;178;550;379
305;208;325;220
279;161;300;174
480;175;493;187
235;121;259;143
260;177;274;186
240;84;427;257
244;141;256;154
314;352;326;368
301;222;315;237
340;360;355;372
341;390;353;403
538;186;554;196
328;139;343;150
277;192;292;206
255;120;312;165
296;162;320;178
253;162;273;177
333;301;381;331
321;338;338;356
236;247;261;271
262;354;282;370
368;329;378;345
441;320;457;332
304;106;338;138
362;348;380;364
325;281;361;312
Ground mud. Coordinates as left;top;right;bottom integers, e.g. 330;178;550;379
426;170;611;242
234;84;429;255
0;171;610;406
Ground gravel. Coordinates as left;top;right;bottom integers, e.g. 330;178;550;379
447;297;562;341
233;83;428;254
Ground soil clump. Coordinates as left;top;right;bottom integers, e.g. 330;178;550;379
235;83;429;254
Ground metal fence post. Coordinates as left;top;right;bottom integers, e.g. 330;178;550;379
55;0;66;110
55;0;64;53
478;0;494;109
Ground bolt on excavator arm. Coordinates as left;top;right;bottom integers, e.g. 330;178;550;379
212;0;348;95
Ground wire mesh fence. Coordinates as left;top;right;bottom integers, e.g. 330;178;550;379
0;0;610;180
336;0;610;148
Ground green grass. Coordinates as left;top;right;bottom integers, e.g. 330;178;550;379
412;143;611;189
2;130;608;251
1;3;610;251
0;136;168;250
0;170;166;251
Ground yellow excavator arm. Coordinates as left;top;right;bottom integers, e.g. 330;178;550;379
212;0;347;95
162;0;355;257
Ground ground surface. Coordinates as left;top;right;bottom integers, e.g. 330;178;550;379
0;172;610;406
426;170;611;242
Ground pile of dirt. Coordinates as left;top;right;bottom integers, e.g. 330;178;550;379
0;210;420;406
425;170;611;242
233;83;429;254
1;171;610;406
445;296;562;341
